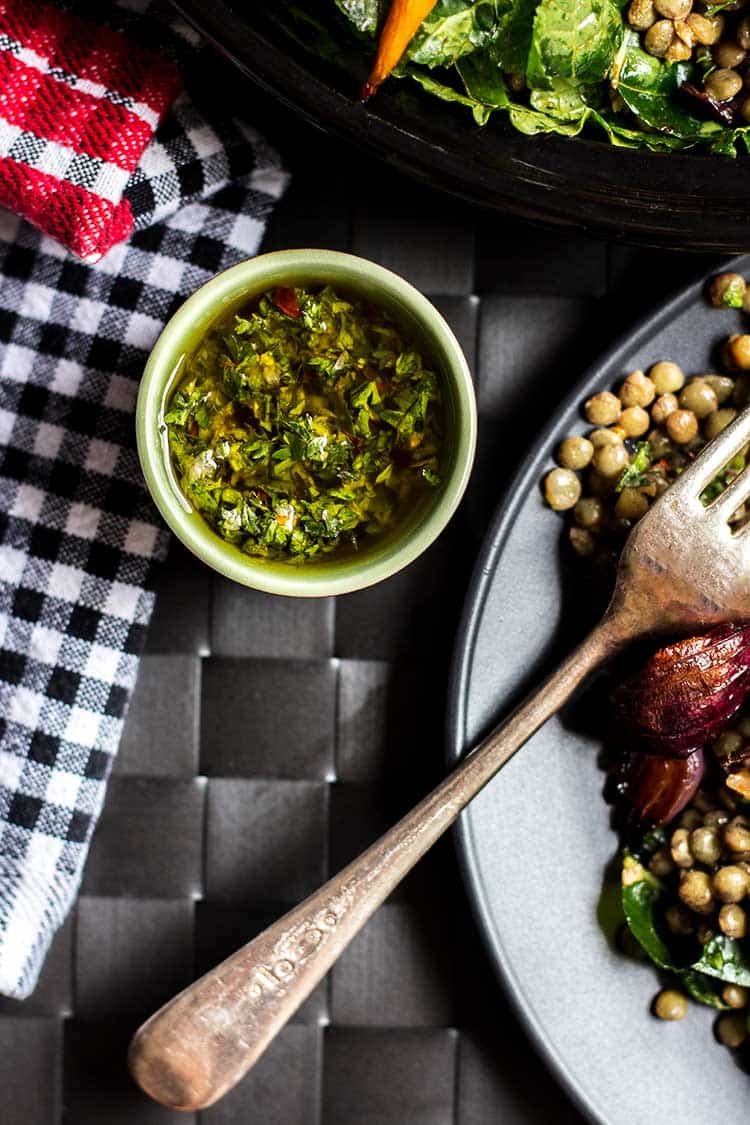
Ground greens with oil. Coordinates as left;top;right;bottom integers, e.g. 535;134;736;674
278;0;750;155
164;285;443;563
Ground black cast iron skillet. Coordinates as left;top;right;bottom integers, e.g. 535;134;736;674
174;1;750;252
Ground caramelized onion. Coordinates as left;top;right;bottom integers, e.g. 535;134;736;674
627;749;705;825
616;624;750;758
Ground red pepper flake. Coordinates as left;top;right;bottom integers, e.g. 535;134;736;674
273;287;301;318
343;431;363;451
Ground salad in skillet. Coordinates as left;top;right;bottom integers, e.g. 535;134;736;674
328;0;750;155
543;271;750;1051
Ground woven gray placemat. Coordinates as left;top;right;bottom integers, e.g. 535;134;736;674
0;105;705;1125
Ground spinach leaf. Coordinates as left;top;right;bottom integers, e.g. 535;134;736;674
494;0;539;76
407;0;501;68
409;69;496;123
622;852;750;1005
509;101;591;135
692;934;750;987
680;969;730;1009
457;46;511;109
529;82;589;122
527;0;623;91
332;0;384;34
330;0;738;153
458;47;591;127
611;30;724;143
602;116;700;151
709;127;750;157
621;854;682;971
413;69;697;150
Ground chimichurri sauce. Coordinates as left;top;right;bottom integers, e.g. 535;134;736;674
164;285;443;563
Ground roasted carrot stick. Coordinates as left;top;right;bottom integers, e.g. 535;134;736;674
360;0;438;100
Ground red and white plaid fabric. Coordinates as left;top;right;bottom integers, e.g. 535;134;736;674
0;0;181;260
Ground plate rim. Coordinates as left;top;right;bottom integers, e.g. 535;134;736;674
445;252;750;1125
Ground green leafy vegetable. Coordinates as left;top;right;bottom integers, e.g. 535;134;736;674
494;0;538;76
610;31;724;146
704;1;739;13
700;452;747;505
717;275;746;309
456;47;510;111
680;970;730;1010
509;100;590;136
328;0;750;153
621;855;682;971
164;286;443;563
640;825;667;854
527;0;622;91
410;68;496;123
408;0;501;68
693;934;750;987
332;0;385;34
615;441;651;493
621;852;750;1008
529;82;589;122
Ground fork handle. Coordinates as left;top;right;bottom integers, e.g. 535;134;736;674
128;615;624;1111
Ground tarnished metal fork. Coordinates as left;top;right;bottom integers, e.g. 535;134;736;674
129;405;750;1112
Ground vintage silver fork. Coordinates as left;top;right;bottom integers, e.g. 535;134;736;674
129;405;750;1112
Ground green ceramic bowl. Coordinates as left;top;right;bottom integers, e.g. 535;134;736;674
136;249;477;597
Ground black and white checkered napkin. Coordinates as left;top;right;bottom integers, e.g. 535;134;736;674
0;3;288;998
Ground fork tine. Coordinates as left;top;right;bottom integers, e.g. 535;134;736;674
709;465;750;522
669;404;750;498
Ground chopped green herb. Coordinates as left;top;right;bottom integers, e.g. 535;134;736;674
615;441;651;493
718;277;746;309
701;452;747;505
164;285;443;563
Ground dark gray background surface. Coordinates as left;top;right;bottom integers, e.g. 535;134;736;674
0;65;724;1124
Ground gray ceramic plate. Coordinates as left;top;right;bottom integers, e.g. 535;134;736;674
448;256;750;1125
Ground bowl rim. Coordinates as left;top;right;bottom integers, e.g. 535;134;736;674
136;248;477;598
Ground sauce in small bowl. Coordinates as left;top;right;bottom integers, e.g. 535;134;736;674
164;283;444;565
137;250;476;597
